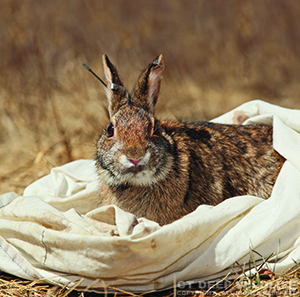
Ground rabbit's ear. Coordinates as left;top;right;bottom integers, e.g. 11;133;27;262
132;54;164;114
102;55;127;117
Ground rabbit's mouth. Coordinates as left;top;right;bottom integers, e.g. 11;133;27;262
117;152;155;185
125;165;144;174
121;159;152;183
119;152;151;171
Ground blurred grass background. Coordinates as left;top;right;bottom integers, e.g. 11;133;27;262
1;0;300;194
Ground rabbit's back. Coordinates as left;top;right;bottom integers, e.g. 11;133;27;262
161;120;283;207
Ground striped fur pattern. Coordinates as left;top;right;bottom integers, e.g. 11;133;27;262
95;55;284;225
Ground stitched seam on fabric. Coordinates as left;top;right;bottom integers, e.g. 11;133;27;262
0;203;12;209
0;244;36;279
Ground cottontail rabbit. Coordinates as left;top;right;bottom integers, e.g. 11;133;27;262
95;55;284;225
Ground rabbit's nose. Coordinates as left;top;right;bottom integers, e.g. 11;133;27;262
128;158;142;167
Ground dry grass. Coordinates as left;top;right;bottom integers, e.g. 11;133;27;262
1;267;300;296
1;0;300;295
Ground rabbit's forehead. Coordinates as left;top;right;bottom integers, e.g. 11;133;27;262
114;106;153;134
115;107;152;126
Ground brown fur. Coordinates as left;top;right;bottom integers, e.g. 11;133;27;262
95;55;284;226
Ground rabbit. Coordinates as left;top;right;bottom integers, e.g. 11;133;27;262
95;54;285;226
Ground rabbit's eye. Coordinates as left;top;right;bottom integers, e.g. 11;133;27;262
107;122;114;138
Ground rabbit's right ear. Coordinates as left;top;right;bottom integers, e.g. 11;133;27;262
102;55;128;117
132;54;164;114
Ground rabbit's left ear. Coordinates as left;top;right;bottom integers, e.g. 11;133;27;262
102;55;127;117
132;55;164;114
